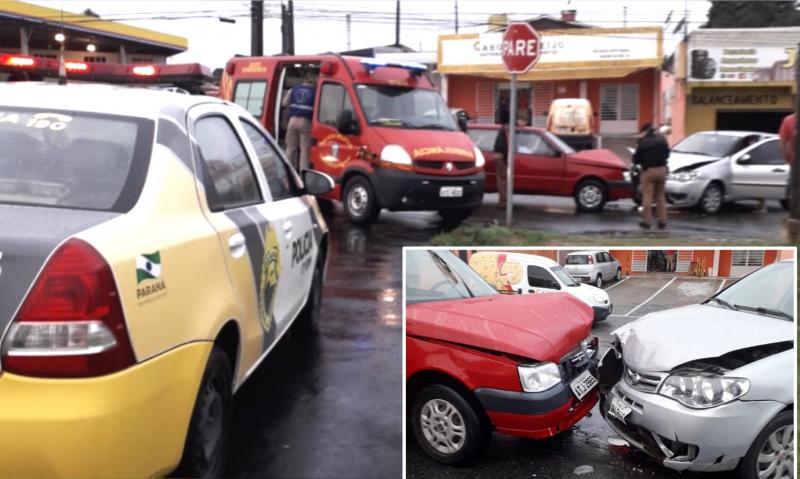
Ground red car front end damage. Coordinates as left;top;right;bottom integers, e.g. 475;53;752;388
406;293;599;440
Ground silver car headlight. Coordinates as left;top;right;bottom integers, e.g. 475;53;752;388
659;373;750;408
518;362;561;392
473;146;485;168
668;170;702;182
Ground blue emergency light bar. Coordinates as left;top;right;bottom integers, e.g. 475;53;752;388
360;58;427;76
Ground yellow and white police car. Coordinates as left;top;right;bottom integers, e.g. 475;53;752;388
0;83;332;478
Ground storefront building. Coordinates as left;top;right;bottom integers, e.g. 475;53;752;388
0;0;187;69
608;248;793;278
437;23;663;138
662;27;800;143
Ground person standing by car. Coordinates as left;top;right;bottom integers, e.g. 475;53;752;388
282;74;316;170
633;123;670;229
492;108;510;209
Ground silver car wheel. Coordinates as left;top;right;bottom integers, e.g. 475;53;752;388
595;275;603;288
420;398;466;455
579;184;603;209
757;424;793;479
347;184;369;217
701;184;723;213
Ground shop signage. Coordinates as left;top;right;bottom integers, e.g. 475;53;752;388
438;27;661;73
689;46;796;82
690;93;779;105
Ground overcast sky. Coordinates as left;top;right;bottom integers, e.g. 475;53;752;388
30;0;712;67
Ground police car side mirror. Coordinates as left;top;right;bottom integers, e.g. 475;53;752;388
302;169;335;195
337;110;360;136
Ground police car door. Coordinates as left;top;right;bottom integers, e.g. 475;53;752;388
188;104;276;379
236;115;317;329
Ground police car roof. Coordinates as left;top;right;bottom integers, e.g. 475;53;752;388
0;82;225;119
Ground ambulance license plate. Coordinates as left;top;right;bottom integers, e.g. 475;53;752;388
439;186;463;198
569;369;598;400
608;396;633;424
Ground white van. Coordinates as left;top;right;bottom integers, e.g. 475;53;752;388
468;252;612;322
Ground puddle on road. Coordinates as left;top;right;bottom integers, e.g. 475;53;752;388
676;280;716;297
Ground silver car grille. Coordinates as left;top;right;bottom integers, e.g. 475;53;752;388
623;365;666;393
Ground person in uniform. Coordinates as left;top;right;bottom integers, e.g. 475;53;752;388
282;74;316;170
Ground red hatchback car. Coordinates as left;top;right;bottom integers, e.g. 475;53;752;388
405;249;599;464
467;125;632;212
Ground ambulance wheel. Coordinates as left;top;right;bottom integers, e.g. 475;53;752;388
411;384;489;465
438;208;473;224
298;258;324;335
343;176;380;224
575;179;607;212
174;347;233;479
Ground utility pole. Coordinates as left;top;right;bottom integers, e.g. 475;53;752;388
287;0;295;55
395;0;400;47
454;0;459;33
788;41;800;242
346;14;352;50
250;0;263;56
623;6;627;27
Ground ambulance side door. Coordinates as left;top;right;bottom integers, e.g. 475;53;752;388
310;81;361;181
236;116;318;333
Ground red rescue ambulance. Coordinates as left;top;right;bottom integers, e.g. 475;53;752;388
220;55;485;224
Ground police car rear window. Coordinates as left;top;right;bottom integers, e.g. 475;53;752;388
0;107;153;212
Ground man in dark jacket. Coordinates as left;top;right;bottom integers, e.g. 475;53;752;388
633;123;670;229
492;108;510;209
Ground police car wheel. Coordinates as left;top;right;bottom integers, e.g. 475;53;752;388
298;259;324;335
343;176;380;224
575;179;607;212
174;347;233;479
411;384;488;465
736;411;793;479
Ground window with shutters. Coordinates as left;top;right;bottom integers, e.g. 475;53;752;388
599;84;639;134
732;250;765;267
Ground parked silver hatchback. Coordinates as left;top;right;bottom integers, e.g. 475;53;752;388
598;261;794;478
563;250;622;288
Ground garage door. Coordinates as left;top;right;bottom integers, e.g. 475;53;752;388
676;251;693;273
731;250;764;277
631;250;648;272
600;84;639;134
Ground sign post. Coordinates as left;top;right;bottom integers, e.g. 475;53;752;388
501;22;541;227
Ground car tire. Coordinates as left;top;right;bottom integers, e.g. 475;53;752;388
297;258;324;335
615;268;622;282
574;179;607;213
595;274;603;288
343;176;381;224
174;347;233;479
736;410;793;479
698;182;724;215
411;384;488;465
438;208;474;225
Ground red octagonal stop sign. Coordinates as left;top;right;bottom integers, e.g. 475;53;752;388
501;22;541;74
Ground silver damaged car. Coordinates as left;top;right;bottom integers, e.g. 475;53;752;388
598;261;794;479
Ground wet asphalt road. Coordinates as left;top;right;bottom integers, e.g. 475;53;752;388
224;206;437;479
406;276;742;479
471;193;787;242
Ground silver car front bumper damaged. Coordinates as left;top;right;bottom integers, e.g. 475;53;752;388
601;380;786;472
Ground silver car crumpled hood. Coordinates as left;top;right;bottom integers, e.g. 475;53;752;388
613;304;794;372
667;152;723;172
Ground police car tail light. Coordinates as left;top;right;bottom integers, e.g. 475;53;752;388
2;239;136;378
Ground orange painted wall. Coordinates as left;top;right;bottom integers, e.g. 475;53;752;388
609;250;633;275
718;250;732;277
446;68;658;133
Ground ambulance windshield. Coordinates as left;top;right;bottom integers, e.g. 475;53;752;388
355;84;458;131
